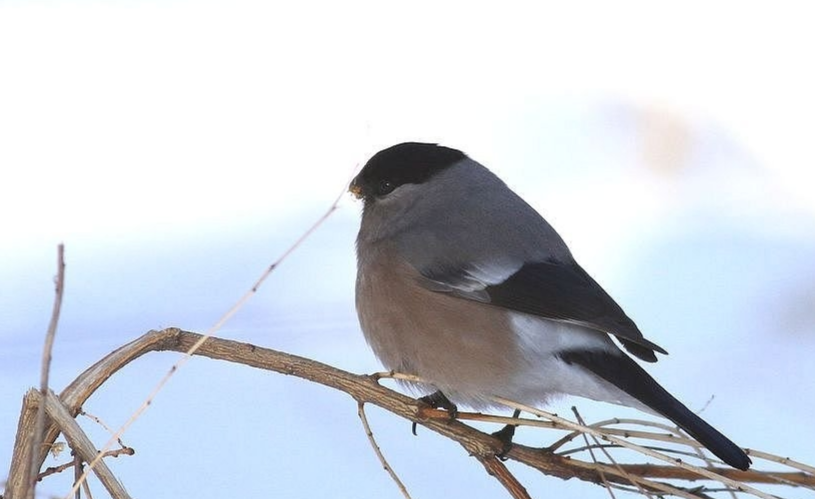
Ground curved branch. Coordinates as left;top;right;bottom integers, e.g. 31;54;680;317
6;328;814;499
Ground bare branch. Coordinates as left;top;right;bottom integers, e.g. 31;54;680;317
43;390;130;499
38;447;135;481
357;402;413;499
473;455;532;499
26;244;66;499
73;453;81;499
6;328;814;499
571;407;623;499
7;392;42;498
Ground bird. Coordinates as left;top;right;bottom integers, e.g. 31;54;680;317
349;142;751;470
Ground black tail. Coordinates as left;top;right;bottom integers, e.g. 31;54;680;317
560;349;751;470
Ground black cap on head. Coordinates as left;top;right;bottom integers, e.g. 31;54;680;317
350;142;467;201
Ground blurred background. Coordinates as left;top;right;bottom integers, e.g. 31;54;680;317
2;1;814;498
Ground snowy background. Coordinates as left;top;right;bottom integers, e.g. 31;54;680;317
2;2;814;498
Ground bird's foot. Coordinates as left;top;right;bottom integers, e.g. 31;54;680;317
419;391;459;417
413;390;458;435
490;409;521;460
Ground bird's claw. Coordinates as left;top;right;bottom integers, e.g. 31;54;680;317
491;409;522;460
490;424;516;460
413;390;459;435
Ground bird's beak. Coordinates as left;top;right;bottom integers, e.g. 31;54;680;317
349;180;363;199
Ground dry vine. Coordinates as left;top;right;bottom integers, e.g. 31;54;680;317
5;328;814;499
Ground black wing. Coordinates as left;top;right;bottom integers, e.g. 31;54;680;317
422;260;667;362
486;261;666;361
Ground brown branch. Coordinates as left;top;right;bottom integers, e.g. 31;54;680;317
73;453;81;499
6;328;814;499
38;447;135;481
5;390;132;499
357;402;413;498
26;244;66;499
475;456;532;499
610;464;813;486
570;407;620;499
7;391;38;498
41;390;131;499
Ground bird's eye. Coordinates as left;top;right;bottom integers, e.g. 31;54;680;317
376;179;396;196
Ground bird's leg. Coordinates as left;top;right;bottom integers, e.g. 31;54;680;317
490;409;522;459
413;390;458;435
419;390;459;417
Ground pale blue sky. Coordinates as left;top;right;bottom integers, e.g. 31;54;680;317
2;2;814;498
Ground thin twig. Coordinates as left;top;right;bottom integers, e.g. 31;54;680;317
549;418;698;451
572;406;664;499
73;453;81;499
80;410;126;448
357;402;412;499
81;473;93;499
744;449;815;475
66;173;355;499
28;244;66;499
373;372;803;498
564;458;729;499
39;391;130;499
38;448;135;481
572;407;618;499
560;443;713;462
491;397;774;499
